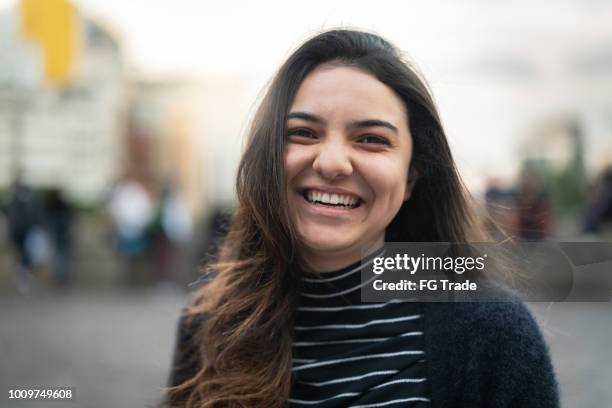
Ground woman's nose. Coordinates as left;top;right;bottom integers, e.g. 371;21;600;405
312;138;353;180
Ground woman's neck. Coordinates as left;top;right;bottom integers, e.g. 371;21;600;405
299;240;384;273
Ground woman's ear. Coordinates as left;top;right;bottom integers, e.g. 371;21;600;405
404;168;419;201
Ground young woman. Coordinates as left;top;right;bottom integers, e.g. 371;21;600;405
164;29;559;408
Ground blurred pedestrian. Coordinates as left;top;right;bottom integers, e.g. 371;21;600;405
107;177;153;286
483;177;515;240
583;165;612;236
43;188;74;286
198;205;232;267
515;167;552;240
149;181;193;284
5;178;43;292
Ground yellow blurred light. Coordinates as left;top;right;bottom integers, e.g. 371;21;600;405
19;0;77;85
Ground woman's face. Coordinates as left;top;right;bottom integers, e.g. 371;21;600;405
285;64;414;272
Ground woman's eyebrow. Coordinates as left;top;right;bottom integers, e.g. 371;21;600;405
287;113;398;135
348;119;398;134
286;111;324;124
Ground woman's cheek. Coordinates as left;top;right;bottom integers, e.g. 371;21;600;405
360;160;406;195
285;146;312;179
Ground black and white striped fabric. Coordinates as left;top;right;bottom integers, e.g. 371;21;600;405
290;253;429;407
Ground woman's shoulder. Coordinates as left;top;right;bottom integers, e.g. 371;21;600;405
423;284;541;337
424;297;541;343
421;285;553;369
421;292;559;407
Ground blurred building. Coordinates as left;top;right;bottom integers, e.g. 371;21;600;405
0;0;125;204
125;73;252;218
0;1;250;220
126;77;205;217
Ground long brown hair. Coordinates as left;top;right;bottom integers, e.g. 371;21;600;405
165;28;485;407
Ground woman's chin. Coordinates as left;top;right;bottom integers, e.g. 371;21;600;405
298;236;356;255
296;225;383;257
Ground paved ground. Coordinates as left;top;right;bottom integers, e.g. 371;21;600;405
530;301;612;407
0;289;610;408
0;288;187;408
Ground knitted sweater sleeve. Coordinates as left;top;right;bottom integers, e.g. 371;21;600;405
424;299;560;408
467;300;559;407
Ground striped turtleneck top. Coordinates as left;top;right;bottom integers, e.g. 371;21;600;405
290;253;429;407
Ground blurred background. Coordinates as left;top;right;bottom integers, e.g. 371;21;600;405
0;0;611;406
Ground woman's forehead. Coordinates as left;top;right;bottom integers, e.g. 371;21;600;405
289;65;409;125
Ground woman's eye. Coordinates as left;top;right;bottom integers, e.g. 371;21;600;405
287;128;316;139
359;135;391;145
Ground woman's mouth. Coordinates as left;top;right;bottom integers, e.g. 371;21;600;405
302;189;362;209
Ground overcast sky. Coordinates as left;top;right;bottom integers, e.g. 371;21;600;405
1;0;610;78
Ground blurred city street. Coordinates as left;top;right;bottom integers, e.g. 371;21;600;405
0;288;187;408
0;287;610;407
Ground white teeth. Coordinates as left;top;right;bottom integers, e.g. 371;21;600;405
305;190;359;207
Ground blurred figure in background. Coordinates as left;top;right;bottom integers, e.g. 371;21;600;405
515;166;552;241
107;176;153;286
583;165;612;237
196;205;232;274
484;177;516;240
43;188;74;286
5;178;44;293
148;180;193;285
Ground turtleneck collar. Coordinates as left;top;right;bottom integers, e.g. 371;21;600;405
298;247;385;307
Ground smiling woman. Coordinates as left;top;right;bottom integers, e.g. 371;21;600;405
162;29;559;408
